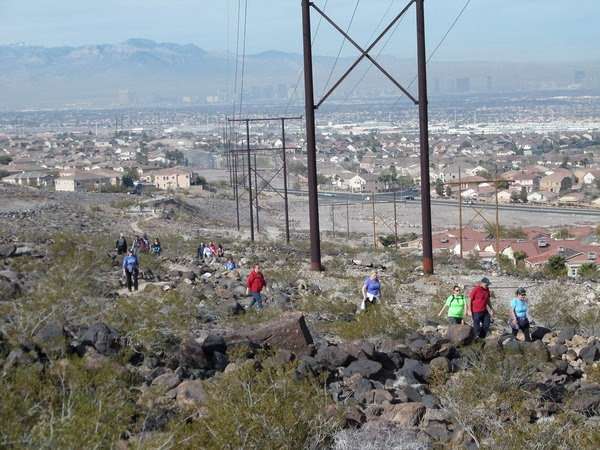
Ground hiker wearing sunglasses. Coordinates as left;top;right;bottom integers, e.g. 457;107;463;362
510;287;531;341
438;285;467;324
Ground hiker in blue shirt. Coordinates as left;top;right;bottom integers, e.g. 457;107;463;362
122;250;140;292
224;257;236;271
360;271;382;311
510;287;531;341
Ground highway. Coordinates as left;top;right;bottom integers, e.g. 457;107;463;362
276;189;600;217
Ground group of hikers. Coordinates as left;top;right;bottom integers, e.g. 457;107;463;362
363;273;532;340
197;241;225;262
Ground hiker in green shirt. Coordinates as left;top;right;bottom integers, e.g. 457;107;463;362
438;285;467;324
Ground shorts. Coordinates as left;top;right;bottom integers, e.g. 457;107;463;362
360;293;380;311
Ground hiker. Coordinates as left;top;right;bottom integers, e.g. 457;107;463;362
140;233;150;253
510;287;531;341
217;244;225;258
203;244;214;263
438;285;466;324
131;235;140;256
209;241;218;256
197;242;205;260
246;264;266;309
122;250;140;292
468;277;495;338
150;238;161;256
115;233;128;255
361;271;382;311
224;257;236;271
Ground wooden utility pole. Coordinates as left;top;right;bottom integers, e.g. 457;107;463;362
393;191;399;248
372;192;377;248
346;198;350;240
458;167;463;259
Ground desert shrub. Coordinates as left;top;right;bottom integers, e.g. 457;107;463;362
327;304;415;340
464;254;481;270
168;364;342;449
297;293;356;317
110;198;139;210
534;282;579;330
0;359;135;449
545;255;568;278
579;263;600;281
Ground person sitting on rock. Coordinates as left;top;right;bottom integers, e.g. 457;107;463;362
468;277;495;339
115;233;128;255
150;238;161;256
361;271;382;311
217;243;225;258
510;287;531;341
246;264;266;309
224;257;236;271
209;241;218;256
203;244;214;263
122;250;140;292
438;285;466;324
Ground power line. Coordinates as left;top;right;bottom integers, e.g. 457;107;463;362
321;0;361;97
231;0;242;119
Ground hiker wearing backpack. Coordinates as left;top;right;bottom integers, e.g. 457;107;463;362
468;277;495;338
510;287;531;341
438;285;466;324
122;250;140;292
360;271;382;311
150;238;161;256
115;233;128;255
246;264;266;309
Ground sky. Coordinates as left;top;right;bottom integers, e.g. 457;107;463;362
0;0;599;62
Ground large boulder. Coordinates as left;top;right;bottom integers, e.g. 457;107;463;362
569;385;600;416
179;339;211;370
578;344;600;363
342;360;383;379
78;323;121;355
522;340;550;362
398;358;431;384
382;402;426;427
315;345;353;371
33;321;65;359
176;380;207;410
446;324;473;346
225;312;313;355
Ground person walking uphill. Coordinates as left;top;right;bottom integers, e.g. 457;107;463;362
122;250;140;292
115;233;128;255
510;287;531;341
361;271;382;311
246;264;266;309
469;277;495;338
438;285;466;324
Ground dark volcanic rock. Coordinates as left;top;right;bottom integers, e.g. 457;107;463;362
33;321;65;359
315;345;353;370
446;324;473;346
398;358;431;384
343;360;383;379
579;344;600;363
79;323;121;355
179;339;211;369
569;385;600;416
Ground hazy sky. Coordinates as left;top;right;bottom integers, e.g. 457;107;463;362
0;0;599;61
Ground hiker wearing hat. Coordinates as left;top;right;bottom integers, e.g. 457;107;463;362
468;277;495;338
510;287;531;341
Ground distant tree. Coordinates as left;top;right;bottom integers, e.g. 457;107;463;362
192;175;207;186
288;161;307;176
514;250;528;265
445;185;452;197
545;255;567;278
595;224;600;238
165;149;186;165
510;191;520;203
555;228;573;240
579;263;599;281
560;156;570;169
0;155;12;165
316;174;329;186
519;187;528;203
559;177;573;194
0;169;9;179
121;168;139;188
435;178;444;197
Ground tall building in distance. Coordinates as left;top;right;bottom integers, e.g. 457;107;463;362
456;77;471;93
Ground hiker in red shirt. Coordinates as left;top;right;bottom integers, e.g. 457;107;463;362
468;277;495;338
246;264;267;309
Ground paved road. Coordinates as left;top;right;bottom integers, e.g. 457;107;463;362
277;189;600;217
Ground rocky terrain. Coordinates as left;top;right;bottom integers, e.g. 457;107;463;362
1;184;600;449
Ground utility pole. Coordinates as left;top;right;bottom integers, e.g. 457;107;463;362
331;203;335;238
372;192;377;249
301;0;432;272
459;167;463;259
301;0;322;271
394;191;398;248
234;150;240;231
281;118;291;243
495;168;500;262
254;152;260;233
245;120;255;242
346;198;350;240
416;0;433;274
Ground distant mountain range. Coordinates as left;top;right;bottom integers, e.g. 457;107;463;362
0;39;599;110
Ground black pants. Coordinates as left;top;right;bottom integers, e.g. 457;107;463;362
448;317;463;325
512;318;531;341
472;311;491;338
125;269;138;291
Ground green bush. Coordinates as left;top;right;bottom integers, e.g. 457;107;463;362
327;304;415;340
168;364;342;449
0;359;135;448
545;255;568;278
